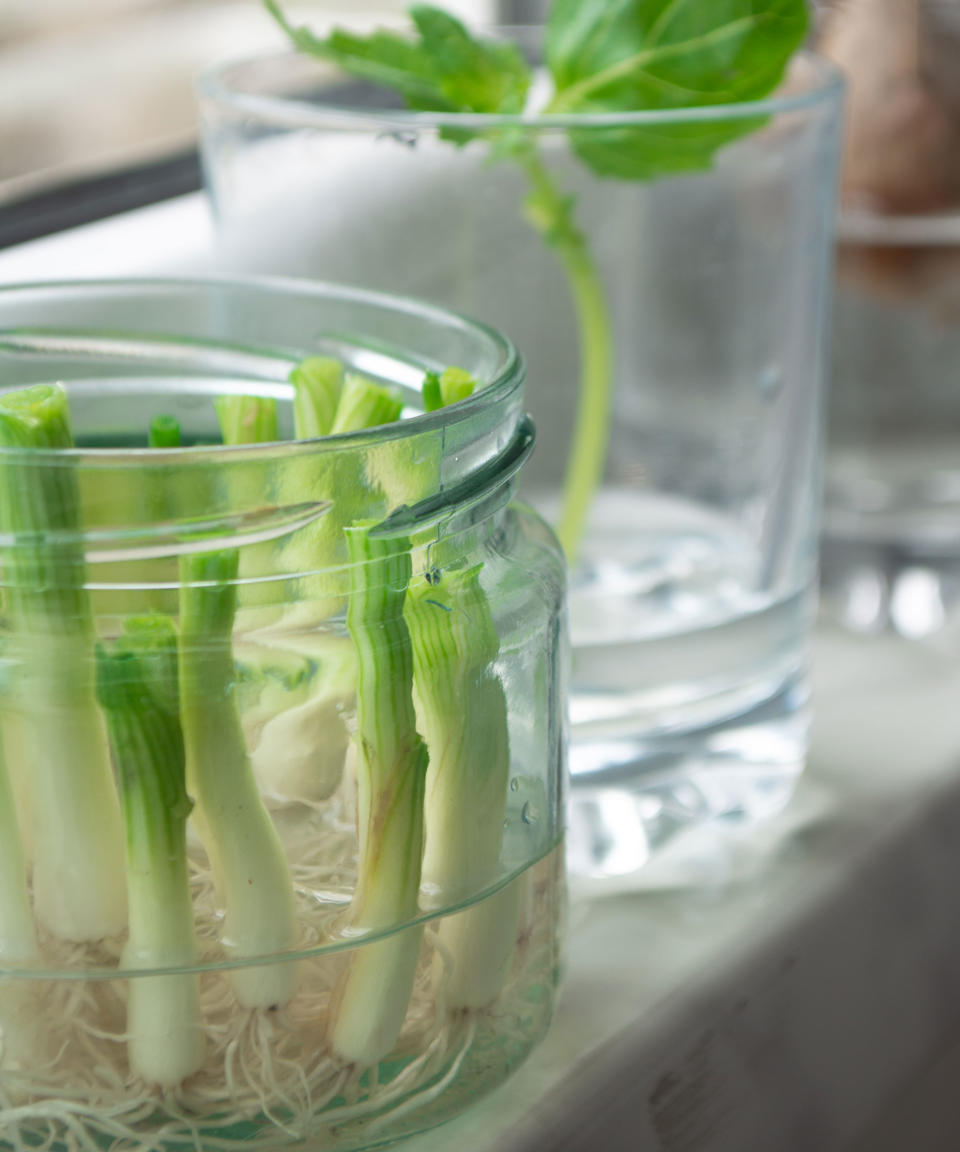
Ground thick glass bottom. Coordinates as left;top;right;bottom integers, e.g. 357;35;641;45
567;678;809;878
543;487;813;879
0;848;562;1152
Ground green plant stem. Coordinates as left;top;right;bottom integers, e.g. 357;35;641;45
519;149;612;561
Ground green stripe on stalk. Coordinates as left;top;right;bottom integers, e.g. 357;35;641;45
95;616;205;1087
405;565;506;894
405;564;516;1009
329;522;428;1067
178;547;297;1009
0;384;126;942
278;371;405;619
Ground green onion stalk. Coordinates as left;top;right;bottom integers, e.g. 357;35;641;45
0;384;126;942
277;367;404;617
289;357;343;438
95;616;205;1086
214;361;404;609
0;743;36;969
211;394;282;626
216;363;400;803
0;708;32;878
329;523;428;1066
0;732;41;1074
405;565;517;1009
179;548;297;1009
139;413;184;618
213;395;278;447
365;370;520;1009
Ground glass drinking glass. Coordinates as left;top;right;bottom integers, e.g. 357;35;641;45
198;49;844;878
821;210;960;639
0;278;565;1152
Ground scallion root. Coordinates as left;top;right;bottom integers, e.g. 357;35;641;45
0;842;558;1152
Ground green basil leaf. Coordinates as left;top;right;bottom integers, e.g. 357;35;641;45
545;0;809;178
264;1;530;129
263;0;449;108
409;7;531;115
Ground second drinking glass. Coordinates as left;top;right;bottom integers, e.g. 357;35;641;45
199;44;844;877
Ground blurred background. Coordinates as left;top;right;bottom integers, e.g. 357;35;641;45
0;0;508;201
7;1;960;212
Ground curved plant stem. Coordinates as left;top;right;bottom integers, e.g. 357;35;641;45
518;148;613;562
553;232;613;560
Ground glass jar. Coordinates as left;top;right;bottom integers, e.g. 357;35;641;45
0;279;566;1152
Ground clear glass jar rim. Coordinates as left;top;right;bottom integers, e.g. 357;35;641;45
0;275;524;460
198;46;844;130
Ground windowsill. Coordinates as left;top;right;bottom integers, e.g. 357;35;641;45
2;200;959;1151
0;192;214;282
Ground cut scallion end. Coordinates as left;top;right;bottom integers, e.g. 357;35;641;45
330;375;403;435
214;394;278;446
421;372;443;412
148;414;181;448
0;383;74;450
437;367;477;407
291;357;344;438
